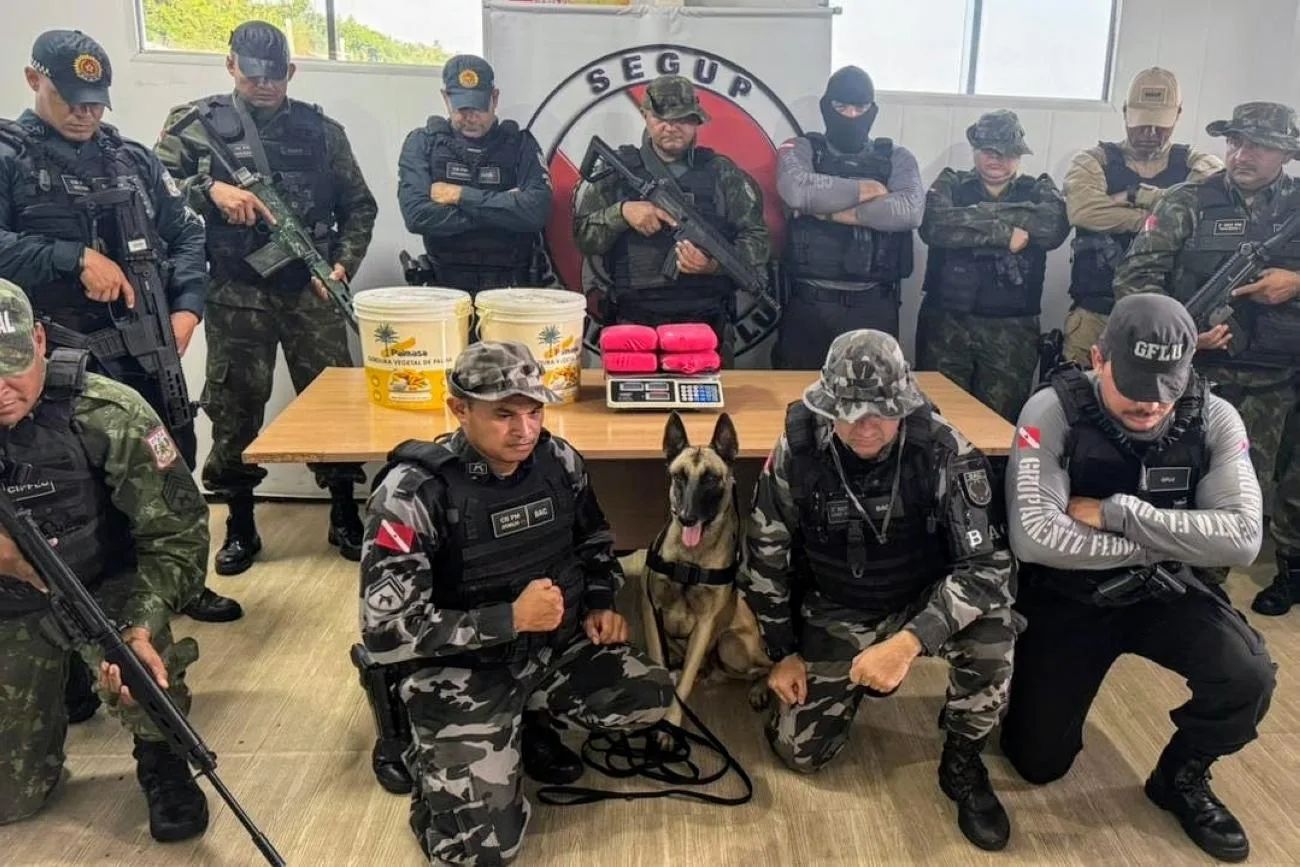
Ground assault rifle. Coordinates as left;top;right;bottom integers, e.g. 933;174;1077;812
0;478;284;865
165;107;358;333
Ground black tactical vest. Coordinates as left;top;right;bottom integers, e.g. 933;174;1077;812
784;402;948;618
921;173;1048;317
1171;172;1300;367
1069;143;1190;314
785;134;913;286
198;95;336;289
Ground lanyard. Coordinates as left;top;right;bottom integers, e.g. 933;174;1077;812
829;426;906;546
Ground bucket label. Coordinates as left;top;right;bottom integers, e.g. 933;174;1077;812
536;324;581;398
361;316;467;411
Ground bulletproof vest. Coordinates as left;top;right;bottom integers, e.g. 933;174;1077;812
198;95;336;289
1024;368;1209;601
1171;172;1300;367
921;173;1048;317
784;402;948;618
785;134;914;285
384;433;581;666
1069;143;1191;314
0;350;133;617
608;145;735;313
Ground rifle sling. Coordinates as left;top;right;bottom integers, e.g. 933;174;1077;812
638;139;694;202
41;319;131;365
228;98;275;179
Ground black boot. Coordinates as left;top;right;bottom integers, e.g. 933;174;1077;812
181;587;244;623
1145;739;1249;862
133;739;209;842
214;494;261;576
373;738;414;795
327;482;363;562
521;710;583;785
1251;550;1300;616
65;653;100;724
938;733;1011;851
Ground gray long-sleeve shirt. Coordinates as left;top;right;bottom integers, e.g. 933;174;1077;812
776;136;924;232
1006;373;1262;571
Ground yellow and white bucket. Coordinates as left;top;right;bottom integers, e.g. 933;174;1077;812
474;288;588;404
354;286;472;411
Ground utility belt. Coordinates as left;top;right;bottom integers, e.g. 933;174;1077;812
1035;561;1216;609
789;278;900;306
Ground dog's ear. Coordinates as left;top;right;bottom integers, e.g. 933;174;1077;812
664;411;690;462
710;413;739;465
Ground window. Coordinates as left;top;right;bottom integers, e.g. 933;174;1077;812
137;0;483;66
831;0;1117;100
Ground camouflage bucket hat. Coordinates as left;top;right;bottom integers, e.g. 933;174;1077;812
643;75;710;124
0;279;36;377
803;330;926;423
1206;101;1300;153
447;340;560;404
966;109;1033;156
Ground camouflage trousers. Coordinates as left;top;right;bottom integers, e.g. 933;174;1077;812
0;572;197;824
767;597;1019;774
201;282;364;498
1062;306;1107;368
915;305;1040;423
401;637;672;865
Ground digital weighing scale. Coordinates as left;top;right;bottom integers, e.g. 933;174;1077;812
605;375;725;410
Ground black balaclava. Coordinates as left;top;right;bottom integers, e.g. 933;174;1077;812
820;65;878;153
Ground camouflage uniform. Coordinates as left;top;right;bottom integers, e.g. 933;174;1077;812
917;110;1071;422
573;75;770;366
360;342;672;865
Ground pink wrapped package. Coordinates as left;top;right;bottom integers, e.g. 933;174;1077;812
603;351;659;374
660;351;722;375
599;324;659;353
656;323;717;353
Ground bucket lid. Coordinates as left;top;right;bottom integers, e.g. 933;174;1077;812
354;286;472;316
474;287;587;315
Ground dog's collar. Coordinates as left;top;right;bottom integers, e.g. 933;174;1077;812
646;525;738;587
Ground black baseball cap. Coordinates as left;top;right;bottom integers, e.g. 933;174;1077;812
30;30;112;108
229;20;290;81
443;55;495;111
1099;294;1197;403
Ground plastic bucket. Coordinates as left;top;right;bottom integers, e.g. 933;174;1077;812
354;286;472;410
474;288;588;403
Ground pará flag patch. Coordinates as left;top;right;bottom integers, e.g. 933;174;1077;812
144;425;179;469
375;519;416;554
1143;214;1159;232
1017;426;1040;450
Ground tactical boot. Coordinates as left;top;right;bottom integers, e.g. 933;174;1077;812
65;653;100;724
1251;550;1300;616
327;482;363;561
133;738;209;842
372;738;414;795
214;494;261;576
1145;739;1249;862
938;733;1011;851
181;587;244;623
521;710;583;785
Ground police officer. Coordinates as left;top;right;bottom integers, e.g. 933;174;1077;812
918;110;1070;422
1062;68;1223;366
773;66;923;367
155;20;378;574
0;280;210;842
1003;294;1274;863
397;55;552;294
1113;101;1300;617
359;341;672;864
739;330;1019;851
573;75;770;365
0;30;239;624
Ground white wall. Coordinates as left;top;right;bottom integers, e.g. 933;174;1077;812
1;0;1294;496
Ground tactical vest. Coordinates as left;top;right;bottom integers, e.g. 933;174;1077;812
383;433;582;666
785;134;913;286
0;350;133;617
421;118;534;292
784;402;948;617
198;95;336;289
921;173;1048;317
1069;143;1190;314
1171;172;1300;367
1023;368;1209;602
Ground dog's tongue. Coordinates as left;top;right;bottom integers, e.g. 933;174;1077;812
681;522;703;548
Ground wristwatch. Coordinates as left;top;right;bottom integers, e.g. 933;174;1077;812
196;174;215;200
76;246;87;273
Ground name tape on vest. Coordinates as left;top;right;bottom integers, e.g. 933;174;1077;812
491;497;555;538
1142;466;1192;493
1213;219;1246;236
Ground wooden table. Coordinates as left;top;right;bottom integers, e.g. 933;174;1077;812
245;368;1014;548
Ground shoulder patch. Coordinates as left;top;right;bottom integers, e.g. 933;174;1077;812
161;471;203;512
365;574;410;615
144;425;180;470
959;467;993;507
1143;214;1159;232
162;173;181;198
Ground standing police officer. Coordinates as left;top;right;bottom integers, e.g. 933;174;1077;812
740;330;1020;852
1062;68;1222;366
918;110;1070;422
0;30;238;623
773;66;923;367
155;20;378;575
398;55;552;294
1113;102;1300;617
573;75;770;365
1003;294;1273;863
359;341;672;864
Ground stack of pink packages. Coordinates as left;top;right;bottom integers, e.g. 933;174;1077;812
600;323;722;375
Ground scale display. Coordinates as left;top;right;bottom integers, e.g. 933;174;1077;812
605;375;725;410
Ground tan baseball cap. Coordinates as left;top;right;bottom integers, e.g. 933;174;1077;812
1125;67;1181;128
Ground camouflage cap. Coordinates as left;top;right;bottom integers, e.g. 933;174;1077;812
802;330;926;423
1206;101;1300;153
447;341;560;404
0;280;36;377
966;109;1033;156
643;75;710;124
